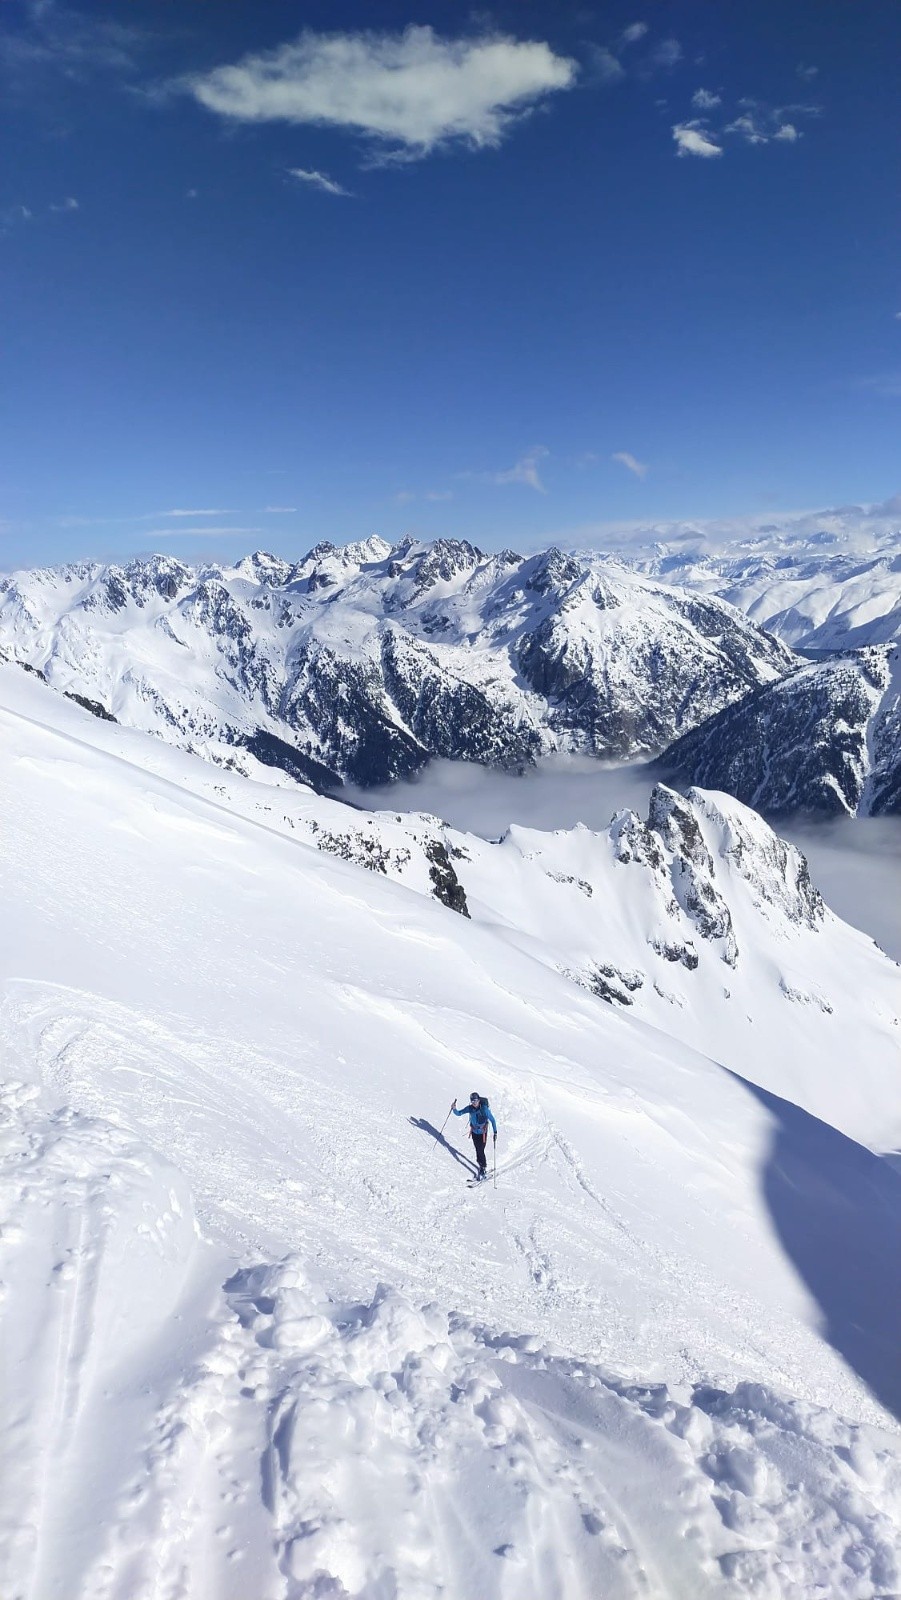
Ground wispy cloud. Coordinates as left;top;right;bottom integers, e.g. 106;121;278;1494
0;2;146;87
723;102;814;145
856;372;901;399
649;39;682;71
394;488;454;505
673;120;722;158
287;166;352;197
489;446;549;493
157;508;236;518
797;62;819;81
263;505;298;513
674;95;818;160
2;194;80;234
612;451;649;479
591;25;682;86
724;112;768;146
587;46;625;84
184;26;577;160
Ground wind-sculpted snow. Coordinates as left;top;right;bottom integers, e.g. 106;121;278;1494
660;646;901;817
0;537;795;789
3;665;901;1597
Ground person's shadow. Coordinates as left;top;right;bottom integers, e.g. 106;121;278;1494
410;1116;476;1174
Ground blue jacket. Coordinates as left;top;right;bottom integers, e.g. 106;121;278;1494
453;1099;497;1137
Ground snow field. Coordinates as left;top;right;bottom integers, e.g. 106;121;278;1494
2;663;901;1597
3;1082;900;1599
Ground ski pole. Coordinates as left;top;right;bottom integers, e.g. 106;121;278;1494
431;1106;452;1156
493;1136;497;1189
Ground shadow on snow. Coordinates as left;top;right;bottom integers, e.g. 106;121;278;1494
409;1116;477;1175
729;1070;901;1422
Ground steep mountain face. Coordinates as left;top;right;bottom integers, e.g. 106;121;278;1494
619;529;901;650
0;538;795;788
8;659;896;1131
659;645;901;817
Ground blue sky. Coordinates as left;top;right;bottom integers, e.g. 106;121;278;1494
2;0;900;568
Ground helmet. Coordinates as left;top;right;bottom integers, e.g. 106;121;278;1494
470;1091;480;1103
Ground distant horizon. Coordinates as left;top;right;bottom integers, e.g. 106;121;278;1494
3;491;901;575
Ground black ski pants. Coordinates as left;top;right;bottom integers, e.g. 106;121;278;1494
472;1131;487;1173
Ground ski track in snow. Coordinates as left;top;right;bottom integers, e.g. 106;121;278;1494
3;664;901;1598
2;1081;900;1600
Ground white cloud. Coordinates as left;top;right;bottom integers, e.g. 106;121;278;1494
619;23;649;46
263;505;298;513
287;166;352;197
425;490;453;502
394;491;416;504
673;121;722;158
158;508;236;517
186;26;577;158
773;122;800;142
487;446;549;493
50;195;79;212
691;87;720;110
612;451;649;479
797;63;819;81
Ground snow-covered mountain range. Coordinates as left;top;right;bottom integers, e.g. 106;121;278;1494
0;539;794;790
661;644;901;817
2;660;901;1598
616;525;901;651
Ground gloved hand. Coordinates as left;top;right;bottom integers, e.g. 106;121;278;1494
451;1098;457;1109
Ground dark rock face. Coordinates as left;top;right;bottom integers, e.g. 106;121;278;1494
0;538;798;794
423;839;470;917
236;730;342;792
63;691;116;723
659;647;900;817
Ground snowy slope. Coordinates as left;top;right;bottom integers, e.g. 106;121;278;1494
614;527;901;651
2;665;901;1599
660;645;901;817
0;539;794;788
